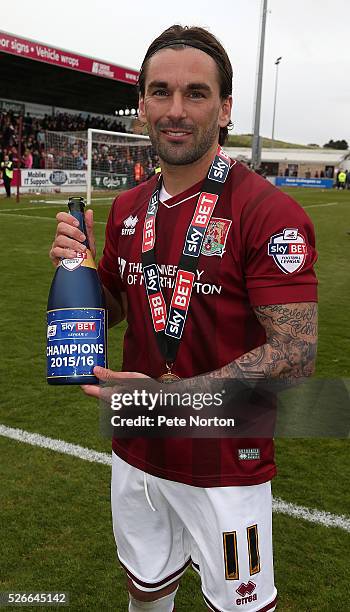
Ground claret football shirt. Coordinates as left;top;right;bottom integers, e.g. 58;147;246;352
98;161;317;486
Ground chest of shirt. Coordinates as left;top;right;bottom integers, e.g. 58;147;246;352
115;194;247;305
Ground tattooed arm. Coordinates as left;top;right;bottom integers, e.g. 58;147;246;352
206;302;318;382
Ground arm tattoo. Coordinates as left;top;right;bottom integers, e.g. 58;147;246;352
207;302;318;382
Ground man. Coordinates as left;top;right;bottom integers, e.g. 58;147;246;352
346;169;350;190
1;154;13;198
337;169;346;189
50;25;318;612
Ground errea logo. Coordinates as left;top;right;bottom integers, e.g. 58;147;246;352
122;215;138;236
236;581;257;606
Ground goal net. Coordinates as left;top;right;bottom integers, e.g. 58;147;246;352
44;129;155;203
86;129;154;205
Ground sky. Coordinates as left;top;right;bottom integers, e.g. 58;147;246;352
2;0;349;146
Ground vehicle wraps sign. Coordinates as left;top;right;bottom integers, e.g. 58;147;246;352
0;31;138;85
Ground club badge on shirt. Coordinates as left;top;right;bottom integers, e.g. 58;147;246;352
201;217;232;257
268;227;308;274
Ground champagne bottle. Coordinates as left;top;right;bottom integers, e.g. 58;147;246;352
47;197;107;385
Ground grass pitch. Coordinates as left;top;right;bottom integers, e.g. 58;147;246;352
0;187;349;611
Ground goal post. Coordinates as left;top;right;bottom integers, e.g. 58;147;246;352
43;129;154;202
86;129;153;206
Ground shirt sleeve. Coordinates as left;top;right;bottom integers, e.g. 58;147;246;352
98;196;125;299
242;188;318;306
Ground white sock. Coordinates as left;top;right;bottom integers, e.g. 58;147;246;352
128;589;176;611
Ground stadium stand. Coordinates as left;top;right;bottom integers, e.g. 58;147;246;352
0;110;130;169
0;31;162;192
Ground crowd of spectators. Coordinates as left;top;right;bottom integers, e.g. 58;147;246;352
5;110;346;189
0;110;132;170
0;109;160;190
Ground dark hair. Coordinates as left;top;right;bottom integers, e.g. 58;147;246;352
138;25;233;145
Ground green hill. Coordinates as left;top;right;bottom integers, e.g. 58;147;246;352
226;134;308;149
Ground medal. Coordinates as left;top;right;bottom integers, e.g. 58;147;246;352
158;363;181;383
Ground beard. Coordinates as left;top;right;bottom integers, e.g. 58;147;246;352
147;116;220;166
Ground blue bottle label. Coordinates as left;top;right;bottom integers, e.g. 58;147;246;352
47;308;106;379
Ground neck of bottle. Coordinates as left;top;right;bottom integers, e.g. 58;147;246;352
68;199;89;249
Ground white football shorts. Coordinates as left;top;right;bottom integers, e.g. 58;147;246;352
111;452;277;612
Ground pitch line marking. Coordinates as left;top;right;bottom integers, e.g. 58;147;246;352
0;205;64;212
0;199;113;211
304;202;339;209
0;424;349;533
1;203;110;211
28;197;114;204
0;424;111;466
272;497;350;532
0;213;106;224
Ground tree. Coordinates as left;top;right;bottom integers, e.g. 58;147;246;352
323;139;348;150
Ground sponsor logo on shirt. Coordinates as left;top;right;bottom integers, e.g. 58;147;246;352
236;581;257;606
183;193;218;257
122;215;138;235
142;191;159;252
143;264;167;331
268;228;308;274
165;270;195;338
208;149;230;183
119;261;223;295
201;217;232;257
238;448;260;460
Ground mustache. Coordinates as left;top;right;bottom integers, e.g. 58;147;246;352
157;122;194;132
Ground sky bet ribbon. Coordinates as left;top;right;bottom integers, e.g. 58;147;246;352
141;145;231;371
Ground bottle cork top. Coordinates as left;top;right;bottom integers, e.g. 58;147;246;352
68;197;86;212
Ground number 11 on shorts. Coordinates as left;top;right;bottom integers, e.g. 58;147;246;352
223;524;261;580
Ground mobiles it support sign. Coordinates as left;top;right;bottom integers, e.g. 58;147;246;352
0;169;87;194
0;31;139;85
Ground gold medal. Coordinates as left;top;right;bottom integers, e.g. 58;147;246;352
158;363;181;383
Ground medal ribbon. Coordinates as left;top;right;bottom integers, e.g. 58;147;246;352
141;145;231;366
